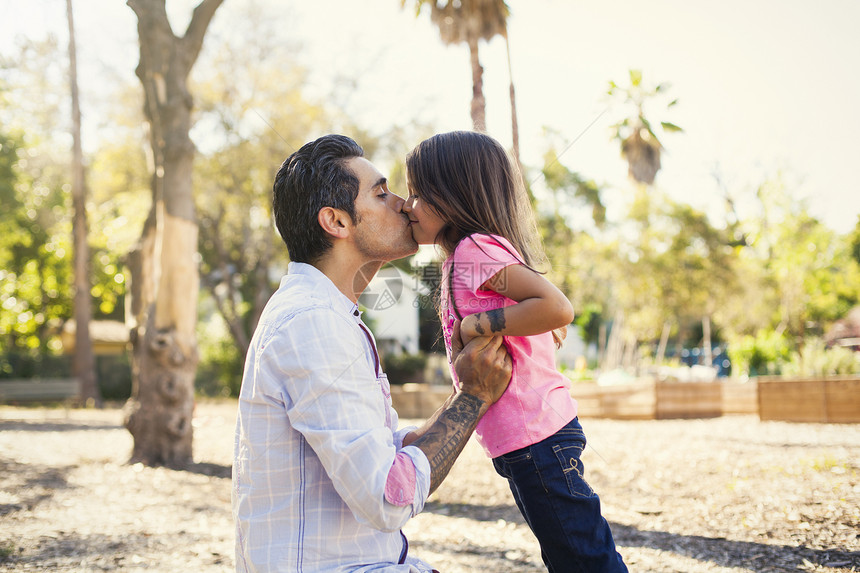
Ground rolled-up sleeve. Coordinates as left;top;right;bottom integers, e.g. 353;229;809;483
385;445;430;514
267;309;428;532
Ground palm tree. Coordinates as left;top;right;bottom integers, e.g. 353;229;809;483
403;0;510;134
607;69;682;185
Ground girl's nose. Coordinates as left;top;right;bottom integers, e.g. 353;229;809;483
402;196;414;213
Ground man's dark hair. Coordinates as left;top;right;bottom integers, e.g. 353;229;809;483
273;135;364;263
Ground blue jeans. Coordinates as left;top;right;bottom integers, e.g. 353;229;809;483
492;418;628;573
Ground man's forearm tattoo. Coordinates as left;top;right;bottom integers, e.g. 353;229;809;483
487;308;506;333
473;313;486;335
413;392;484;492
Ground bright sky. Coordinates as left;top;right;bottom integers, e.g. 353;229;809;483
3;0;859;234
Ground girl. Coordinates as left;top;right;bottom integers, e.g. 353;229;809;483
403;131;627;573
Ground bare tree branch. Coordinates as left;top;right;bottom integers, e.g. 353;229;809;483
182;0;225;71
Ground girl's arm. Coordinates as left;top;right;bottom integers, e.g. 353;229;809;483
460;264;575;343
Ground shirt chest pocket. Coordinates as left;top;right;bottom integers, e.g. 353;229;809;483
376;373;393;429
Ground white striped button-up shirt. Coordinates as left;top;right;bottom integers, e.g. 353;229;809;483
233;262;433;572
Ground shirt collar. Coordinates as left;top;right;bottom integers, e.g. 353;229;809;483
286;261;361;319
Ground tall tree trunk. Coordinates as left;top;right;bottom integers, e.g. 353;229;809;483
502;31;535;205
504;34;520;170
124;0;223;467
655;321;670;365
702;315;713;367
468;35;485;132
597;323;607;371
67;0;100;407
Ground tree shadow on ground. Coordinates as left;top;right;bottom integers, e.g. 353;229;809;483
424;501;860;571
423;500;525;524
715;435;860;451
613;524;860;571
184;461;231;478
0;530;228;570
409;537;542;572
0;457;74;517
122;459;231;478
0;419;122;432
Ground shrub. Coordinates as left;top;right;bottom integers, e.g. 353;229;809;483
727;331;791;377
383;352;427;385
782;338;860;377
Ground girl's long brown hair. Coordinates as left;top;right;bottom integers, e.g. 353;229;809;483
405;131;545;268
406;131;547;320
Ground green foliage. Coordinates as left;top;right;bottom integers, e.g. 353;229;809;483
2;16;857;394
382;352;428;385
402;0;510;45
752;180;860;337
94;354;132;401
0;134;126;357
781;338;860;377
0;38;127;363
606;69;682;185
727;330;791;377
560;364;597;382
190;7;418;366
607;188;740;348
0;128;72;356
540;147;606;226
86;83;150;259
848;215;860;266
0;352;71;379
195;311;244;397
0;541;15;559
573;303;603;346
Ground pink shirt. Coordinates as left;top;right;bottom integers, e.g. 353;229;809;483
440;233;578;458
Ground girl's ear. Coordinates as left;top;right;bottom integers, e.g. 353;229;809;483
317;207;351;239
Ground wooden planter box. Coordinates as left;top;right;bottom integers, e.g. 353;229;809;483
655;381;723;419
392;378;765;421
569;381;652;419
390;383;451;419
571;379;760;420
757;376;860;423
570;380;725;420
721;380;758;415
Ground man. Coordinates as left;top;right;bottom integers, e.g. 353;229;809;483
232;134;512;572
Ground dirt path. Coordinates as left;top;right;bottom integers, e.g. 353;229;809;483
1;402;858;572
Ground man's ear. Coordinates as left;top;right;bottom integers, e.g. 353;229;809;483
317;206;351;239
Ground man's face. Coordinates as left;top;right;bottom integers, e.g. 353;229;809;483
347;157;418;262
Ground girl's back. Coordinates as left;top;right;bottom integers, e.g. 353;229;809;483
440;232;576;458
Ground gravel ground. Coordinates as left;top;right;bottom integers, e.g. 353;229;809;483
0;401;858;572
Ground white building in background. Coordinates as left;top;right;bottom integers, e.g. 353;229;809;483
360;266;421;356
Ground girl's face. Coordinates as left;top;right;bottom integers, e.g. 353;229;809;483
402;172;447;245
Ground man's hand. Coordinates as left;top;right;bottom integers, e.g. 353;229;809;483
405;321;512;493
450;320;512;408
458;313;483;346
